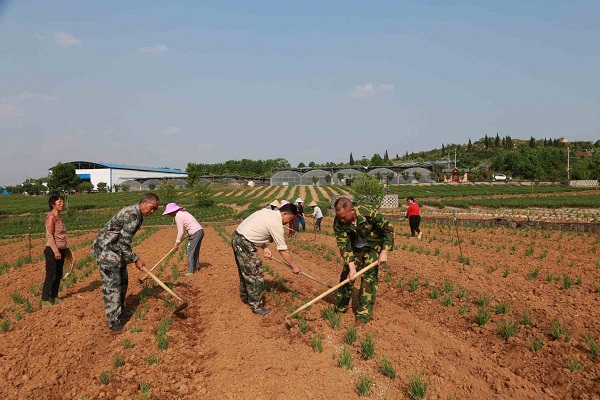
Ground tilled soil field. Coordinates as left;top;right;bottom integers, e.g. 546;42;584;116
0;216;599;399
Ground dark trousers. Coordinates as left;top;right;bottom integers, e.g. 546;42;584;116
409;215;421;236
315;217;323;231
42;247;65;301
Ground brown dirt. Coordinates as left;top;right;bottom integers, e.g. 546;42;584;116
1;218;599;399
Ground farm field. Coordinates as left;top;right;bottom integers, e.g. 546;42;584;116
0;209;599;399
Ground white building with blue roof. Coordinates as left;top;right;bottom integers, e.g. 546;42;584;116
69;161;187;191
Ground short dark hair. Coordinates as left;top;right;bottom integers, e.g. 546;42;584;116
407;196;415;202
334;197;353;211
279;203;298;215
48;194;64;210
141;193;159;204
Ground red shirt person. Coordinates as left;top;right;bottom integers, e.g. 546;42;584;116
405;197;422;239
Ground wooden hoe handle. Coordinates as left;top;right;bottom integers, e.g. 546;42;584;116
141;267;185;304
271;257;332;288
285;260;378;320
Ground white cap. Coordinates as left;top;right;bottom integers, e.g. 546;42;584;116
295;198;303;203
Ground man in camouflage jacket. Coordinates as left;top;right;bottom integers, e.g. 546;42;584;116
333;197;394;324
92;193;160;331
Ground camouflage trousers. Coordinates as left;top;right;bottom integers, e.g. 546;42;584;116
335;247;380;323
231;231;264;311
98;260;129;327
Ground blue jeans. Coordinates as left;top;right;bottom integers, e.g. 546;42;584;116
296;216;306;231
187;229;204;273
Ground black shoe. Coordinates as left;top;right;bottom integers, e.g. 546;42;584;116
252;308;272;316
109;322;125;332
120;309;134;319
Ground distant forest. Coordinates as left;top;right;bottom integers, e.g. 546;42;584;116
187;136;600;182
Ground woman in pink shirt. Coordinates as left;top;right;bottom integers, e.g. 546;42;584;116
163;203;204;276
42;194;68;307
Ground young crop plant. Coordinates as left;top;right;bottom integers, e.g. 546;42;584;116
10;291;25;305
502;268;510;278
321;306;341;329
99;370;113;385
355;372;374;397
298;318;308;334
494;303;508;315
23;299;34;313
337;346;354;370
344;325;357;345
549;319;571;341
146;354;160;366
112;354;125;368
529;336;544;353
406;370;430;400
581;335;598;360
429;287;439;300
561;275;573;290
475;306;490;326
442;294;453;307
441;278;454;294
525;267;539;281
310;335;323;353
123;339;134;349
458;305;470;315
497;320;517;341
1;318;11;332
139;381;151;400
565;357;583;372
408;275;419;292
128;323;142;333
520;312;533;327
525;244;535;256
360;333;376;360
474;294;488;307
377;355;396;379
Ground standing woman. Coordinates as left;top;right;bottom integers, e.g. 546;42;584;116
42;194;68;308
406;197;422;239
163;203;204;276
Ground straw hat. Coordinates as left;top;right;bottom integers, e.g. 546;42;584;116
269;199;280;208
163;202;182;215
308;200;318;207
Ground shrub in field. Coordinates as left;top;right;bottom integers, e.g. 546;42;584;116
355;372;374;397
406;370;430;400
360;333;376;360
337;346;354;370
377;355;396;379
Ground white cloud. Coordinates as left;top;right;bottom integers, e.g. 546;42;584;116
164;126;180;136
53;32;82;48
351;83;375;99
0;103;25;117
378;84;395;93
142;44;168;54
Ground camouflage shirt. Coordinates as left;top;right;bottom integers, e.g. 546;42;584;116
334;205;395;265
91;204;143;265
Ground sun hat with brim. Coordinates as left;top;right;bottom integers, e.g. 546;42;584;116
280;200;290;206
269;200;280;208
308;200;318;207
295;198;303;203
163;202;182;215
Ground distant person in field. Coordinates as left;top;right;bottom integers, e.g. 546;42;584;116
92;193;160;332
405;197;422;239
42;194;68;308
163;202;204;276
295;198;306;232
309;200;323;232
231;203;301;316
333;197;394;325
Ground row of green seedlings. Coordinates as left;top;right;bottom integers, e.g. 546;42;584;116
295;240;341;263
409;275;599;370
397;237;471;266
213;225;231;245
303;306;430;399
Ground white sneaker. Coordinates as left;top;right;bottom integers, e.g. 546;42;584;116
418;232;422;240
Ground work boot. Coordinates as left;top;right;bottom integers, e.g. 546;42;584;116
252;308;272;316
109;322;126;332
41;300;53;308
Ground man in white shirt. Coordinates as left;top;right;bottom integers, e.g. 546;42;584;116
231;203;301;316
310;201;323;232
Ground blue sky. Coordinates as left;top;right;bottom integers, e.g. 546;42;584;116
1;1;599;186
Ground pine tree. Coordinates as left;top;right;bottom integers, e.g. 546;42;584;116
467;138;473;153
384;150;389;163
349;153;355;165
484;135;489;148
495;133;500;147
529;136;536;148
